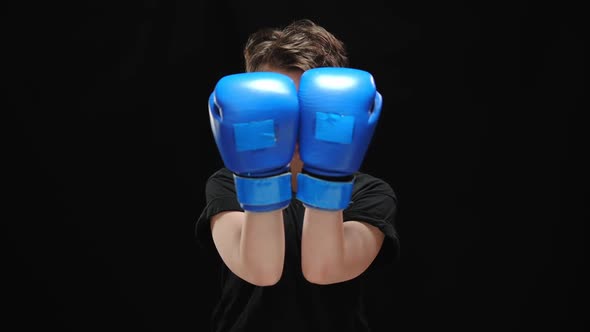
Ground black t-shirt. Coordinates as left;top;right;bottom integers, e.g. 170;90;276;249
194;168;399;332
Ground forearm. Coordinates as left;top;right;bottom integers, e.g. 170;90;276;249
211;210;285;286
301;207;346;282
301;207;384;285
239;210;285;284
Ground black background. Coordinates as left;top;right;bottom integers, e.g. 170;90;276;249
6;1;587;331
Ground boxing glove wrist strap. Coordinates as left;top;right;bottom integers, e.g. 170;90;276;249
233;172;292;212
300;169;354;182
296;172;354;211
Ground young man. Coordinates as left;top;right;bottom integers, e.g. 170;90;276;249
195;18;399;332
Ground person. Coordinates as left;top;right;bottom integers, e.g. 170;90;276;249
194;18;400;332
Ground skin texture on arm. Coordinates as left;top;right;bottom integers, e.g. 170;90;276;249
210;210;285;286
207;67;299;288
301;207;385;285
259;66;386;284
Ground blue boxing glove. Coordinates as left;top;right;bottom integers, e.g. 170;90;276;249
208;72;299;212
296;67;383;210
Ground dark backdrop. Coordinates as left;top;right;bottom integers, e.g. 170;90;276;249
6;1;587;331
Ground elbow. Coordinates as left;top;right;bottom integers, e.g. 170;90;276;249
252;278;281;287
302;270;327;285
238;251;284;286
239;258;284;286
244;269;283;287
302;261;338;285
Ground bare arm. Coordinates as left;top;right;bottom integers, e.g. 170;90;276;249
301;207;384;285
211;210;285;286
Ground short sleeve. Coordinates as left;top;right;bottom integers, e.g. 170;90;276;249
343;172;400;265
194;168;244;256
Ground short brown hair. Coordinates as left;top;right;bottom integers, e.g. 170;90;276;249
243;19;349;73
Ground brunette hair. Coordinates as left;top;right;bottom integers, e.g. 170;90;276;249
243;19;349;72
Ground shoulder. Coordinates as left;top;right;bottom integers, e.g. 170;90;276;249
346;172;400;262
203;168;240;202
208;167;234;181
352;171;397;201
205;168;235;188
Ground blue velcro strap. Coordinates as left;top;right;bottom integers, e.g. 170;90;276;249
315;111;355;144
233;119;276;152
296;173;354;211
234;172;292;212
